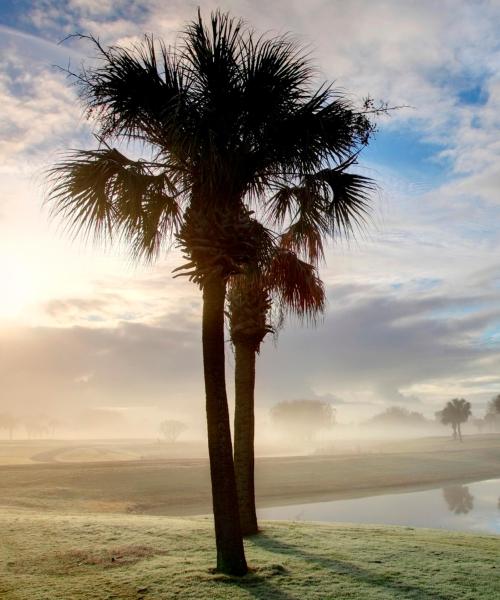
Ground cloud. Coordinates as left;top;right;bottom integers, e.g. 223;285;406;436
256;281;500;415
0;49;87;166
0;314;204;423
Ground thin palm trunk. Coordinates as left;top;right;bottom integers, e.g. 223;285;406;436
202;277;247;575
234;342;258;536
457;423;462;442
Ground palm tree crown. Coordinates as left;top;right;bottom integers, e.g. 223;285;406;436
437;398;472;442
48;10;376;271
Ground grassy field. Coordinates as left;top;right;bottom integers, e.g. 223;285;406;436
1;436;498;599
0;435;499;515
1;508;498;600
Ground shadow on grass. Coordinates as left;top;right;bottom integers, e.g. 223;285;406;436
232;574;297;600
247;532;449;600
211;563;296;600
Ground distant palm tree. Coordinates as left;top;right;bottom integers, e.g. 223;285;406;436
228;245;325;535
437;399;472;442
46;11;376;573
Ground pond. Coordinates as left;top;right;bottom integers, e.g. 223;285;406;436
258;478;500;535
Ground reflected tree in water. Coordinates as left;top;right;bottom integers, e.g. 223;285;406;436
442;485;474;514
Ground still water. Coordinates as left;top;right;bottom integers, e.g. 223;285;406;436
258;478;500;534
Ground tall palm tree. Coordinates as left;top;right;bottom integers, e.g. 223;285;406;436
437;399;472;442
46;10;376;574
228;246;325;535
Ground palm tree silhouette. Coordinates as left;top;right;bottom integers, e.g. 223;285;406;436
436;398;472;442
46;10;376;574
228;244;325;535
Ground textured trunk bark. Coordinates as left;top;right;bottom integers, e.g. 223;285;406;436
234;342;259;536
202;277;247;575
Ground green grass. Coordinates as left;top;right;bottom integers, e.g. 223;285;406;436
0;508;498;599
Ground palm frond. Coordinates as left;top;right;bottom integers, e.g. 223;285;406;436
266;249;325;323
266;161;376;263
75;34;194;157
46;148;182;255
314;166;376;236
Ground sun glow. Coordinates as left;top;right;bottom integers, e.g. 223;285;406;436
0;259;38;320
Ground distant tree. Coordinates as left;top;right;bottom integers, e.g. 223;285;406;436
489;394;500;415
159;420;188;443
436;399;472;442
271;399;335;441
443;485;474;514
0;413;19;440
367;406;429;428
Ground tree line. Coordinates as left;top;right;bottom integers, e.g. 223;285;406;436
0;413;60;439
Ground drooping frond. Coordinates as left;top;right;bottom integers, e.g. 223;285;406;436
227;239;325;351
46;148;182;258
266;248;325;323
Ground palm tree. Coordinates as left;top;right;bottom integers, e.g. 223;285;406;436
228;246;325;535
437;399;472;442
46;10;376;574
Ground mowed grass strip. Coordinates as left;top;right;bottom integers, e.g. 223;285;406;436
0;509;498;600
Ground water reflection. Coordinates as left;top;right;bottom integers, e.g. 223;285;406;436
442;485;474;514
258;478;500;534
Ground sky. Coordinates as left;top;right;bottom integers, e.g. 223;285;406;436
1;0;500;436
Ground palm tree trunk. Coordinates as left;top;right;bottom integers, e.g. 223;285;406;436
234;342;259;536
202;277;247;575
457;423;462;442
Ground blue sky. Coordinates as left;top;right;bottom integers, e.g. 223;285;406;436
0;0;499;435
